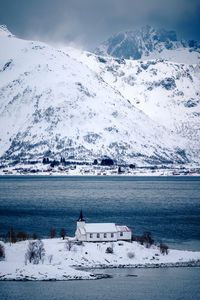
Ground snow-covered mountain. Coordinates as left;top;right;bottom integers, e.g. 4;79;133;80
95;25;200;64
63;47;200;163
0;25;199;165
0;25;188;165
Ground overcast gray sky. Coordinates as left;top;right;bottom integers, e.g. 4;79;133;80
0;0;200;49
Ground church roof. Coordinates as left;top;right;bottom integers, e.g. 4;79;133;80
116;225;131;232
85;223;117;233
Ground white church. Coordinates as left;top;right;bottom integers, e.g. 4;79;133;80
75;211;132;242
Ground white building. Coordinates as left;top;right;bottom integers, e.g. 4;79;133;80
75;211;132;242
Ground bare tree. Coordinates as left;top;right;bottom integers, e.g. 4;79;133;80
9;227;17;243
48;254;53;264
137;232;154;248
32;233;37;240
60;228;66;240
159;243;169;255
25;240;45;264
16;232;29;241
0;242;5;260
65;240;74;251
48;228;56;239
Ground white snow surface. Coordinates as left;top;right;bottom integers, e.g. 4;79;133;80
0;25;14;38
0;26;190;165
0;238;200;281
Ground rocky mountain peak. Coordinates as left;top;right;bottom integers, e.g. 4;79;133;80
94;25;199;60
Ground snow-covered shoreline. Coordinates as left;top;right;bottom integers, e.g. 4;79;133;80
0;162;199;177
1;238;200;281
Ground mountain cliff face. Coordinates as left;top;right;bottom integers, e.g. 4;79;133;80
95;25;200;64
0;25;199;165
64;47;200;163
0;25;187;165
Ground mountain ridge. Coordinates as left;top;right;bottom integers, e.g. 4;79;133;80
0;24;15;38
95;25;200;64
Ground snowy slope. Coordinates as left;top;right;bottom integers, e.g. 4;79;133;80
95;26;200;64
64;47;200;163
0;24;15;38
0;25;187;165
1;238;200;280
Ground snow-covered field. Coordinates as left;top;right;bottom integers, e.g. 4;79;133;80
1;238;200;281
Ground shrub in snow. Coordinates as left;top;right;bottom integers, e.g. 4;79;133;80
0;242;5;260
65;240;74;251
48;254;53;264
25;240;45;264
127;252;135;259
118;242;124;246
106;247;113;254
75;241;83;246
159;243;169;255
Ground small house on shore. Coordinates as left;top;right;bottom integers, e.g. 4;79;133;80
75;211;132;242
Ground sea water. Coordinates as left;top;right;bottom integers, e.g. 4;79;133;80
0;176;199;250
0;176;200;300
0;268;200;300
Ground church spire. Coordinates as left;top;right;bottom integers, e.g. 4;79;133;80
77;210;85;222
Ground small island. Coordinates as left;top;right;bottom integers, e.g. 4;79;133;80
1;212;200;281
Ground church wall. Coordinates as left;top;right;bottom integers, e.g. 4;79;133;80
117;231;132;241
86;232;118;242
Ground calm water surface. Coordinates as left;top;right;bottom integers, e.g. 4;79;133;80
1;268;200;300
0;176;200;300
0;176;200;250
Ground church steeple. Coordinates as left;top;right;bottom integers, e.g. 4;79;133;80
77;210;85;222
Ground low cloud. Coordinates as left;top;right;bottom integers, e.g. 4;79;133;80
0;0;200;49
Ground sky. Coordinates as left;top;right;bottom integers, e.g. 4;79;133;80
0;0;200;50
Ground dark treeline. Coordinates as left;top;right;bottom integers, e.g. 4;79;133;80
0;229;168;255
42;157;135;168
0;227;66;243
